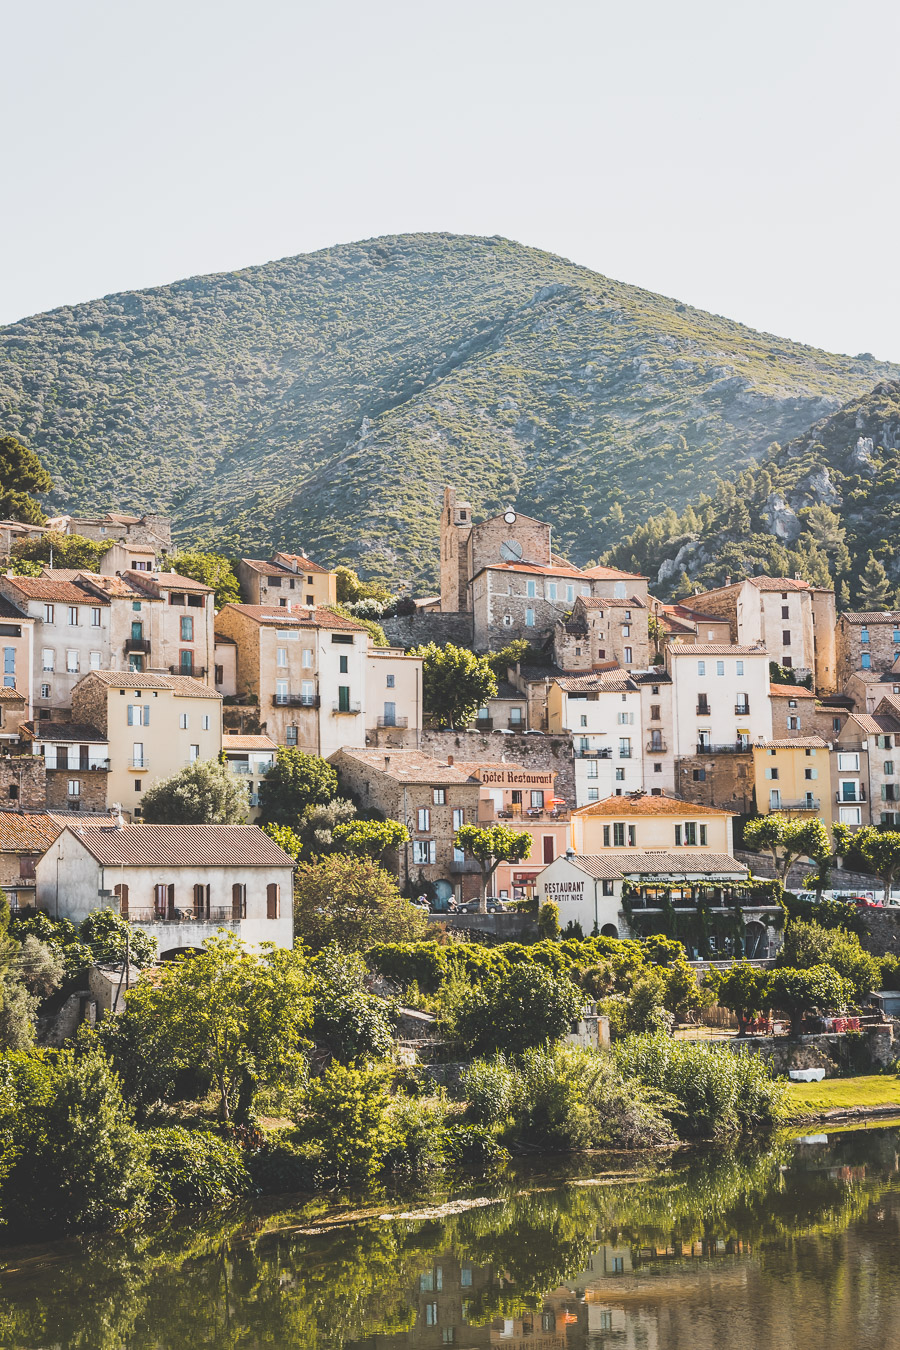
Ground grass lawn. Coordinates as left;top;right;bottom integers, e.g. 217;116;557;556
785;1075;900;1117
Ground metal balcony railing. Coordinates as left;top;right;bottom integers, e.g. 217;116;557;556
777;799;821;811
575;747;612;759
836;788;867;803
735;703;750;715
126;907;238;925
696;742;751;755
46;758;110;772
125;637;151;654
646;740;667;753
130;758;149;770
473;717;493;730
169;666;207;678
333;700;362;714
272;693;319;708
696;703;710;715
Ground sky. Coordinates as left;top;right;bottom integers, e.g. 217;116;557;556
3;0;899;360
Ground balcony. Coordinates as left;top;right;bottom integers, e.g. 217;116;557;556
497;807;569;822
508;720;526;731
695;742;751;755
619;750;632;759
776;799;821;811
696;703;710;716
646;740;667;753
129;758;149;770
377;715;408;728
126;906;237;925
575;747;613;760
46;758;111;772
332;700;362;714
473;717;493;731
272;693;319;708
735;704;751;716
124;637;151;655
836;789;867;804
169;666;207;679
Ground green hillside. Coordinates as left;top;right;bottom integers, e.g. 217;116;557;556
1;233;896;588
608;380;900;604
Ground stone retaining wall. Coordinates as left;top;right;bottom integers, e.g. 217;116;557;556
381;612;475;650
729;1024;897;1076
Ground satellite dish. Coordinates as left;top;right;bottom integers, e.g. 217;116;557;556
500;540;524;562
503;510;517;524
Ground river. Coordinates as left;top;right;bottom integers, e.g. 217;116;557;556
2;1125;900;1348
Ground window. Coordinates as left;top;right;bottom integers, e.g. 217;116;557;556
601;879;615;895
765;767;780;780
201;715;210;730
617;711;633;725
587;760;598;778
654;762;662;772
417;807;431;832
566;584;575;603
179;650;194;675
838;752;860;771
683;822;697;845
618;737;631;758
286;725;298;746
232;883;247;920
525;608;535;627
622;624;630;637
839;805;862;825
860;628;870;645
425;1304;438;1327
736;660;744;676
526;580;536;598
67;606;78;626
189;744;200;762
861;653;872;669
788;716;800;730
581;585;590;596
275;680;288;705
805;767;818;780
386;673;395;688
133;741;145;768
510;706;523;724
42;648;54;672
782;630;791;646
181;615;193;642
412;841;436;865
302;649;313;668
697;661;706;676
452;808;464;830
433;788;446;805
91;607;101;627
546;582;558;601
276;648;287;667
530;789;544;809
716;660;725;676
613;823;626;846
603;825;610;846
40;683;50;699
782;605;790;619
339;654;348;674
66;651;78;673
266;883;280;919
135;779;142;791
179;712;189;730
90;651;101;670
700;824;707;844
306;595;314;605
67;779;80;797
337;685;351;712
692;768;706;781
893;629;900;644
886;761;895;776
615;766;625;781
127;704;150;726
623;647;632;662
650;704;660;721
542;836;555;863
44;604;54;623
783;656;792;667
588;787;599;800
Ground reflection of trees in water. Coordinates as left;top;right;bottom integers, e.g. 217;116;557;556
0;1132;898;1348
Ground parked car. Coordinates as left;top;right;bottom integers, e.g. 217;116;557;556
854;896;883;908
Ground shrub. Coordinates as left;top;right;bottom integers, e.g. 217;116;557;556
382;1094;447;1175
310;945;394;1064
537;901;561;940
298;1062;396;1183
443;1123;510;1169
145;1128;250;1208
249;1138;318;1195
445;963;584;1056
777;920;881;1001
623;970;673;1035
460;1055;518;1126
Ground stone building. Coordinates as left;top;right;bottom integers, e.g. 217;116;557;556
0;810;63;910
237;553;337;609
835;610;900;690
686;576;836;693
552;595;650;672
25;721;110;814
0;575;111;721
329;748;483;904
673;749;755;814
768;682;817;737
834;706;900;828
48;511;172;552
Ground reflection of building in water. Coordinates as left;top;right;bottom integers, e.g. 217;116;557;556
349;1252;578;1349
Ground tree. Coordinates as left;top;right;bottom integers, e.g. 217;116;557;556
742;814;830;884
487;639;538;677
856;551;893;610
447;963;584;1056
332;818;410;861
165;551;241;609
834;824;900;905
777;919;880;1001
257;747;338;826
0;434;52;524
326;604;388;646
10;530;110;572
139;759;249;824
293;854;429;951
409;642;497;729
537;900;561;940
333;564;393;606
454;824;532;911
120;933;311;1120
309;945;394;1064
709;962;771;1035
767;964;851;1037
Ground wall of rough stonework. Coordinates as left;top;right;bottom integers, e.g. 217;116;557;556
856;907;900;957
44;768;108;813
732;1026;896;1075
380;611;475;650
0;756;47;811
674;753;755;813
419;729;576;804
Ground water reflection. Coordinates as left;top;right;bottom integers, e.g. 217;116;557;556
2;1130;900;1349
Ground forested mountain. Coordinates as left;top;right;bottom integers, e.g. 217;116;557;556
608;381;900;605
1;233;896;589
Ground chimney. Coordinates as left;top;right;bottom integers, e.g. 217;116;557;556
724;574;731;586
384;755;390;768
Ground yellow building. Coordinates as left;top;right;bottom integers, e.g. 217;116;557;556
752;736;832;818
237;553;337;609
571;792;734;855
70;671;222;819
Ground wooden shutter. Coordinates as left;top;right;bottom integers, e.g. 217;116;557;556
167;883;175;918
232;883;245;920
266;883;280;919
115;882;129;917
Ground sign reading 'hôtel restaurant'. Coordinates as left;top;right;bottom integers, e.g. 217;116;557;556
477;768;554;788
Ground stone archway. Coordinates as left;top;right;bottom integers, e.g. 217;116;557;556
743;921;769;959
600;923;619;939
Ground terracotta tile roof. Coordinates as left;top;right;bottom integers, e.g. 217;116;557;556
29;722;108;743
241;555;329;577
0;811;63;853
845;713;900;736
581;564;648;580
272;552;330;575
840;611;900;624
65;822;295;868
665;604;728;623
556;670;635;693
220;604;367;631
1;576;110;605
755;736;830;749
576;597;647;610
668;643;766;656
746;576;812;592
769;683;816;698
223;734;278;751
484;561;588;580
564;851;748;879
0;687;26;702
573;793;735;817
658;613;696;635
76;671;221;698
132;571;213;593
76;573;148;598
332;748;478;786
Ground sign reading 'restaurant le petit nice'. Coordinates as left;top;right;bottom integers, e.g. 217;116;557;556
542;879;587;897
478;769;554;787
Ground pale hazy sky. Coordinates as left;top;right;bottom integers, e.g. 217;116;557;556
3;0;899;359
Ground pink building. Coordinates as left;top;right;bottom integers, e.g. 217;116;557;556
452;759;571;900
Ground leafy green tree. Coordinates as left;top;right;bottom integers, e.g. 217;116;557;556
138;759;249;824
660;958;706;1023
767;964;851;1037
293;854;429;951
410;641;498;728
331;818;410;861
309;945;394;1064
834;824;900;905
299;1061;396;1182
537;900;561;940
120;933;311;1120
742;814;830;884
165;550;241;609
486;639;538;677
10;529;110;571
777;920;880;1001
0;1046;151;1236
326;603;388;646
333;564;393;605
0;433;52;523
258;747;338;826
78;908;157;968
708;962;771;1035
446;963;584;1056
454;823;532;910
856;551;893;609
623;968;673;1035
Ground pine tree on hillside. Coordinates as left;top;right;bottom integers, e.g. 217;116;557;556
856;552;893;610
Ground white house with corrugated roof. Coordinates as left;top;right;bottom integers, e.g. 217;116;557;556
35;822;294;954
